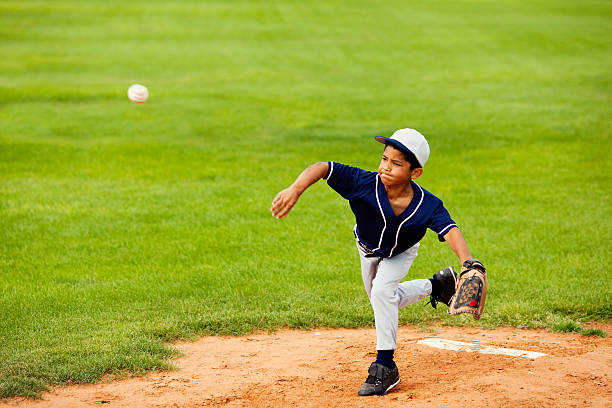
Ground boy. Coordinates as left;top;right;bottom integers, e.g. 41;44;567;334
270;128;482;396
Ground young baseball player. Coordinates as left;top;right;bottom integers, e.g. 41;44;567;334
270;128;482;396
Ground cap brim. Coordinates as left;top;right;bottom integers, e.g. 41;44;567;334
374;136;422;167
374;136;390;144
374;136;412;155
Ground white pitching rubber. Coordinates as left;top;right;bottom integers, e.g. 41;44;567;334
417;338;548;359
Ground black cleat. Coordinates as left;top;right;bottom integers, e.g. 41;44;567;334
429;266;457;309
357;362;400;396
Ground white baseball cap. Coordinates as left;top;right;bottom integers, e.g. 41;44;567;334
375;128;430;168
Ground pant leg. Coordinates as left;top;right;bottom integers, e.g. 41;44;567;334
397;279;432;309
357;242;382;300
357;242;432;350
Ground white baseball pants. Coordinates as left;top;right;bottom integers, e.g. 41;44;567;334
357;239;432;350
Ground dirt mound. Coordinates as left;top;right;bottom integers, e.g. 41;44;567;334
3;324;611;407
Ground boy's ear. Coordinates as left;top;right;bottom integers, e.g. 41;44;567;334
410;168;423;180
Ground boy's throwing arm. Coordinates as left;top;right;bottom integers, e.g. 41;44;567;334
270;161;329;219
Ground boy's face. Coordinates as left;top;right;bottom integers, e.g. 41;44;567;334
378;145;423;187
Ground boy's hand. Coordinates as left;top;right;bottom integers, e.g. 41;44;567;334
270;187;301;219
270;162;328;219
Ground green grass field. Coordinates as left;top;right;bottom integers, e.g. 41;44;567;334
1;0;611;399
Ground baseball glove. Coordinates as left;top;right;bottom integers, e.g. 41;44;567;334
449;259;487;320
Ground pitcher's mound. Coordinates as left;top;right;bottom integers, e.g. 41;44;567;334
4;324;611;407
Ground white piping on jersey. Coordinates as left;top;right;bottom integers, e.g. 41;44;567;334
437;223;457;236
373;175;387;251
324;161;334;180
389;183;425;257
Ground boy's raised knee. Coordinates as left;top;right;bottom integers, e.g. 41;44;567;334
370;282;397;303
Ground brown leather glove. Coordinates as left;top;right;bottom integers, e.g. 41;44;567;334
449;259;487;320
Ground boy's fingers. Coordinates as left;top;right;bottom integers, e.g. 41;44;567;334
270;193;284;213
276;201;288;215
272;199;294;219
270;203;282;216
270;190;297;219
270;202;285;217
277;205;291;218
272;190;289;207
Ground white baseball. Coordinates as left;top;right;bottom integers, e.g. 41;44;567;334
127;84;149;103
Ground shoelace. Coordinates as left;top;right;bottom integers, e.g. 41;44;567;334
364;374;381;385
426;297;440;308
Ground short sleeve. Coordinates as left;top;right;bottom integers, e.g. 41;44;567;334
428;201;457;242
324;161;371;200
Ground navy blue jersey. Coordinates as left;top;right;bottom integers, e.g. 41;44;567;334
324;161;457;258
